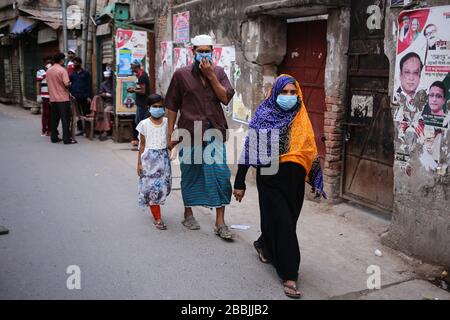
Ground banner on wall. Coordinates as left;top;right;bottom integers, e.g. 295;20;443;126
393;5;450;173
173;11;190;43
116;29;147;77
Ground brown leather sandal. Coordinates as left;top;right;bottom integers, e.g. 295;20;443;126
283;282;302;299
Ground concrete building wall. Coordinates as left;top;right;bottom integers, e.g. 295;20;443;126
382;0;450;269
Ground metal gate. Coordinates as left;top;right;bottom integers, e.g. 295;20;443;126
342;0;394;212
23;36;40;101
278;19;327;161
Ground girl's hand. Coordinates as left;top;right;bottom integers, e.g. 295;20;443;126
170;146;177;161
137;164;143;177
233;189;246;203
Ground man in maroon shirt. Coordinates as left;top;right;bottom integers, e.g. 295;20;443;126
165;35;235;240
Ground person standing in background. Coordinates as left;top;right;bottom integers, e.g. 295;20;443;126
127;59;150;147
46;52;76;145
66;48;77;76
69;57;93;136
36;56;53;136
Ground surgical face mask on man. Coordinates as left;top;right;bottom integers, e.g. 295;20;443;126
149;106;165;119
195;52;213;63
276;95;298;111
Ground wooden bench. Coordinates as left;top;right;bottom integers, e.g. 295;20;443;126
80;115;95;140
113;117;134;143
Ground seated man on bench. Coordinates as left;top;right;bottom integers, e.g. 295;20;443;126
91;70;114;141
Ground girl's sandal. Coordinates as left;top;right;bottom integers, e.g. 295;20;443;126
283;282;302;299
154;221;167;230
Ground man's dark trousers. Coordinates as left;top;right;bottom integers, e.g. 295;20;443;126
75;97;91;131
51;102;72;143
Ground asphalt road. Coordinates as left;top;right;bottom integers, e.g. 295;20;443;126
0;106;286;300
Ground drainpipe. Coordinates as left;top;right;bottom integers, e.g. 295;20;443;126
82;0;91;68
62;0;68;53
86;0;97;74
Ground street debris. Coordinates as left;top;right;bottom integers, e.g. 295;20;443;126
0;225;9;235
230;225;250;230
375;249;383;257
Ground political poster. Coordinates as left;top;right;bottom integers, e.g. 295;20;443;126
173;11;190;43
116;29;147;77
393;5;450;173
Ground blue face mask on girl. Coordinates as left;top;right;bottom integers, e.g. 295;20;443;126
195;52;213;63
149;106;165;118
276;95;298;111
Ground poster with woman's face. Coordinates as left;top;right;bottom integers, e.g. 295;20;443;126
393;5;450;173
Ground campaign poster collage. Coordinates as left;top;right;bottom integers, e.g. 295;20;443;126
393;5;450;174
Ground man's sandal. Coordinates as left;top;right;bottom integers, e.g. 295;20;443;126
283;282;302;299
181;216;200;230
214;224;233;240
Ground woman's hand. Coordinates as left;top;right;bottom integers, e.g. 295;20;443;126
137;163;142;177
233;189;246;203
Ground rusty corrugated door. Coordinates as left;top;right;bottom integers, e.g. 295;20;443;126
278;19;327;162
343;0;394;212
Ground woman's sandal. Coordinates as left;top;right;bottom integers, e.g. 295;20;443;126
253;241;270;264
283;282;302;299
153;220;167;230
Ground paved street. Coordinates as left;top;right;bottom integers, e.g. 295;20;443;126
1;103;449;300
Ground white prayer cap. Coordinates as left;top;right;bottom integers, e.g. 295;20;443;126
68;48;77;54
103;70;111;77
191;34;214;46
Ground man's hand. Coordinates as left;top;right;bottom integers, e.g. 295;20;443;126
137;163;142;177
199;59;216;81
233;189;246;203
167;138;178;151
127;87;136;93
36;95;42;104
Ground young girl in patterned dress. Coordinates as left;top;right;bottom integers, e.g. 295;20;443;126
137;94;172;230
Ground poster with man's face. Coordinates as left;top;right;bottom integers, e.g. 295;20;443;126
393;5;450;173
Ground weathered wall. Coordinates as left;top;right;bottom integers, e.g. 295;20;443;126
323;7;350;202
382;0;450;268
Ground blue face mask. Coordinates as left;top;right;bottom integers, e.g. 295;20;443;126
195;52;213;63
276;95;298;111
149;107;165;118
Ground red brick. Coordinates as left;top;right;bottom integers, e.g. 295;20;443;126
325;112;344;120
332;104;345;113
325;96;342;105
324;169;341;177
325;154;341;162
326;147;342;155
325;140;342;149
325;133;343;141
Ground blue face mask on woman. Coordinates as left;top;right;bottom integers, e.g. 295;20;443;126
276;95;298;111
195;52;213;63
149;106;165;118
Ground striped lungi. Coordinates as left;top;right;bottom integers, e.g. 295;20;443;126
179;139;232;207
